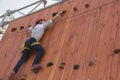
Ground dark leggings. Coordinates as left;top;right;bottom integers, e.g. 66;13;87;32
13;38;45;73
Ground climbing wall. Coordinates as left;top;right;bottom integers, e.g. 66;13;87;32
0;0;120;80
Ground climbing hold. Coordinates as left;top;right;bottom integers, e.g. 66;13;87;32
47;62;53;67
52;12;58;17
85;4;90;8
113;48;120;54
59;62;65;69
21;75;26;80
73;64;79;70
89;60;94;66
32;68;40;73
73;7;78;12
20;26;24;30
11;28;17;32
28;25;31;28
60;10;67;16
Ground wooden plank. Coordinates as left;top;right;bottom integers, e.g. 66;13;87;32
59;9;93;80
35;6;68;80
116;5;120;79
102;2;120;80
7;34;25;80
88;2;119;78
0;0;120;80
93;6;111;80
78;11;100;80
109;2;120;80
1;37;15;79
49;17;77;80
0;39;10;78
67;10;100;80
52;12;76;80
1;35;22;79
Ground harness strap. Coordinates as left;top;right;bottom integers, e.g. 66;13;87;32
31;42;40;46
20;42;40;50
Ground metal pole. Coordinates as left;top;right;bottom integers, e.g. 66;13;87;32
15;0;43;12
0;10;9;27
0;0;43;18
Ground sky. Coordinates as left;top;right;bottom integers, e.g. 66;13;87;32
0;0;58;20
0;0;58;40
0;0;58;13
